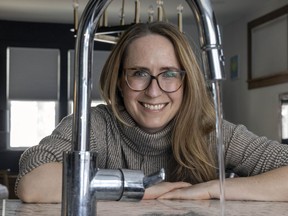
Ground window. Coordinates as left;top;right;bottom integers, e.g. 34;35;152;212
7;47;60;149
9;101;57;148
280;93;288;144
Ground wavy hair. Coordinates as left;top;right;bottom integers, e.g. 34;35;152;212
100;22;217;183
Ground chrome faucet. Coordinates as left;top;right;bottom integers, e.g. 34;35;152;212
61;0;225;216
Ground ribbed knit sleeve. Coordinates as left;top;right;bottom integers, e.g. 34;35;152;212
15;105;109;194
14;115;73;194
221;121;288;176
17;116;73;177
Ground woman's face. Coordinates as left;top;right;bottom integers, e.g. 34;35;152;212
120;34;184;133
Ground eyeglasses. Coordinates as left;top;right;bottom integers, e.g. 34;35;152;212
124;68;185;93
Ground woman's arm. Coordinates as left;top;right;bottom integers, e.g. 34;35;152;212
17;162;62;203
144;166;288;201
222;166;288;201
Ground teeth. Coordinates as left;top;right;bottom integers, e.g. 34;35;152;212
143;103;165;110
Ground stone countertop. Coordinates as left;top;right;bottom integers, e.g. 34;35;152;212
1;199;287;216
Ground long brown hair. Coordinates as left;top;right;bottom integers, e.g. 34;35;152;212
100;22;217;183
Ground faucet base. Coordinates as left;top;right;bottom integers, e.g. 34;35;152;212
61;151;98;216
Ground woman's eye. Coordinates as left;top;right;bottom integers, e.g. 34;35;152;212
133;70;149;77
162;71;178;78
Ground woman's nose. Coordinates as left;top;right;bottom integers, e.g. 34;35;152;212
144;79;163;97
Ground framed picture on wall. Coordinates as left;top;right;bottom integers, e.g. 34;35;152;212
247;5;288;89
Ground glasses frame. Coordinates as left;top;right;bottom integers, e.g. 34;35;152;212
124;68;186;93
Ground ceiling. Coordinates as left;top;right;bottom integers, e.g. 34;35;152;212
0;0;277;26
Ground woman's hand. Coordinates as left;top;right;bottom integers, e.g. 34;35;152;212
145;166;288;201
143;180;218;200
157;180;218;200
143;181;220;200
143;182;192;199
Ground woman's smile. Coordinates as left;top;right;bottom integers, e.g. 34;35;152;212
140;102;167;111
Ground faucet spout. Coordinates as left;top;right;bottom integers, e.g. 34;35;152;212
186;0;225;81
72;0;112;153
186;1;226;214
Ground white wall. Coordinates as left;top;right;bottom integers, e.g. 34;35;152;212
222;0;288;141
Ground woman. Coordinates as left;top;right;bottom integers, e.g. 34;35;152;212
16;22;288;203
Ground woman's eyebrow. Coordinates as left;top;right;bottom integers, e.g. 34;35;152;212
160;66;181;71
124;66;149;70
124;66;181;72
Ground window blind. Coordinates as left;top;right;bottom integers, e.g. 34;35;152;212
7;47;60;100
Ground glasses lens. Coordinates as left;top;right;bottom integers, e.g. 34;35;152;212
158;70;184;92
125;69;151;91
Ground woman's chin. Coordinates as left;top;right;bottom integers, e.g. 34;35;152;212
139;123;167;134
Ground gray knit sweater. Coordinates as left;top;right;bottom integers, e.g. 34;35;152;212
17;104;288;186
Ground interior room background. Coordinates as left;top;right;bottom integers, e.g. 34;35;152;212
0;0;287;198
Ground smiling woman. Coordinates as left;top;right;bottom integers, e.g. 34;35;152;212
15;22;288;204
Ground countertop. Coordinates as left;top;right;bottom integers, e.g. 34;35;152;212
1;199;287;216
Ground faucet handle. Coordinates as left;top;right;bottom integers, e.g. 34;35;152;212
119;168;165;201
143;168;165;188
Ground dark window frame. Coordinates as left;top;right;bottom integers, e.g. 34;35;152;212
247;5;288;89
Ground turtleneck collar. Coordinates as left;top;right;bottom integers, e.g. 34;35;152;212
117;109;173;156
